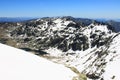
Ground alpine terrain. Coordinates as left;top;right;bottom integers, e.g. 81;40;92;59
0;16;120;80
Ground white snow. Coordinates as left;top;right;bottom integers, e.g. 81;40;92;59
64;21;75;26
53;19;63;23
103;59;120;80
108;33;120;54
36;18;41;21
90;24;109;33
52;19;75;31
0;43;77;80
45;48;64;57
102;33;120;80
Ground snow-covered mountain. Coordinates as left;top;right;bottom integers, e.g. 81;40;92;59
1;16;120;80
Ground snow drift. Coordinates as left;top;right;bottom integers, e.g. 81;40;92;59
0;43;77;80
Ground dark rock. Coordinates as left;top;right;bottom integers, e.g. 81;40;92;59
86;73;100;79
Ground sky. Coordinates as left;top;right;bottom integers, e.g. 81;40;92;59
0;0;120;19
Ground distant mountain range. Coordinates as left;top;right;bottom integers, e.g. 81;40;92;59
0;17;37;22
113;19;120;22
0;17;120;23
95;18;120;22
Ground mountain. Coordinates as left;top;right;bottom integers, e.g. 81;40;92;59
110;19;120;22
0;17;37;22
0;43;80;80
106;20;120;32
10;17;115;51
0;16;120;80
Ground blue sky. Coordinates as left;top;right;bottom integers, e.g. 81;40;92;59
0;0;120;18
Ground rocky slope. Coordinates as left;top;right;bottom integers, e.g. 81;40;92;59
1;16;120;80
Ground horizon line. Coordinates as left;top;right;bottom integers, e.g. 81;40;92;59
0;16;120;20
